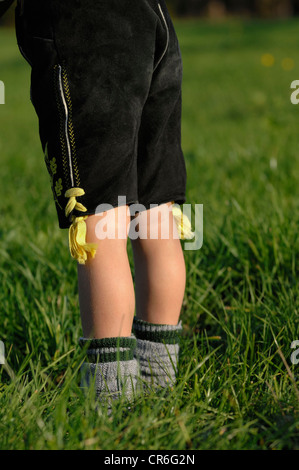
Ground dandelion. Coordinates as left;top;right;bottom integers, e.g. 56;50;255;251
261;53;274;67
282;58;294;71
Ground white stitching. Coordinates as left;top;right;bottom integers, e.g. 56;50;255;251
154;3;170;71
57;64;74;187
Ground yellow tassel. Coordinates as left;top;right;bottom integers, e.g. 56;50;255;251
65;188;97;264
68;216;97;265
65;187;87;215
171;202;195;240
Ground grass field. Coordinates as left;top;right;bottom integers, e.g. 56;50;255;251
0;18;299;450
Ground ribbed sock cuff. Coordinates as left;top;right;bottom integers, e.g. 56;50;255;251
132;317;182;344
79;335;137;363
132;318;182;388
79;335;138;401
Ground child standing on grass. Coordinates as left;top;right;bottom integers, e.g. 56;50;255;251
10;0;192;403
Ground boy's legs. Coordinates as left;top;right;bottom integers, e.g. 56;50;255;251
131;203;186;326
78;202;186;337
78;202;186;392
130;203;186;387
78;205;138;402
77;205;135;339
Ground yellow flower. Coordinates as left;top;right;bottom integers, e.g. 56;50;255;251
281;58;294;71
261;53;274;67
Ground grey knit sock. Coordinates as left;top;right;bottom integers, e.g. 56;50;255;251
79;336;138;403
133;318;182;389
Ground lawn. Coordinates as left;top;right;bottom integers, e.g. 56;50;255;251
0;17;298;450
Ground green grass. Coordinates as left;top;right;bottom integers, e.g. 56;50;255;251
0;18;299;450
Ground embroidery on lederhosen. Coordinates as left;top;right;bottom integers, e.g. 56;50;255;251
53;64;71;192
47;64;97;264
58;64;80;188
44;142;63;210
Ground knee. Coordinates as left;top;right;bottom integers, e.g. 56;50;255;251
86;206;131;243
130;202;176;241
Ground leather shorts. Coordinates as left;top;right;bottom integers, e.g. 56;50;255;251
15;0;187;229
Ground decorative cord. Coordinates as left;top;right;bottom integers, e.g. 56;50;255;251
171;202;194;240
65;188;97;264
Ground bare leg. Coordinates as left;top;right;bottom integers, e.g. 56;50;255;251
77;205;135;338
130;202;186;325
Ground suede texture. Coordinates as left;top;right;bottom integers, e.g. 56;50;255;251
15;0;187;229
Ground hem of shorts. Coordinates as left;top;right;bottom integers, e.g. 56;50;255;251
59;198;139;229
138;193;186;210
84;198;140;216
59;193;186;229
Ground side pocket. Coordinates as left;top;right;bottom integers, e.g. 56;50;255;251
53;64;80;190
153;2;170;72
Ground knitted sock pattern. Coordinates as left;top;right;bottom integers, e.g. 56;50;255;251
79;335;138;402
133;317;182;388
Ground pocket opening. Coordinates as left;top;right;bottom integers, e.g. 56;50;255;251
153;3;170;72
